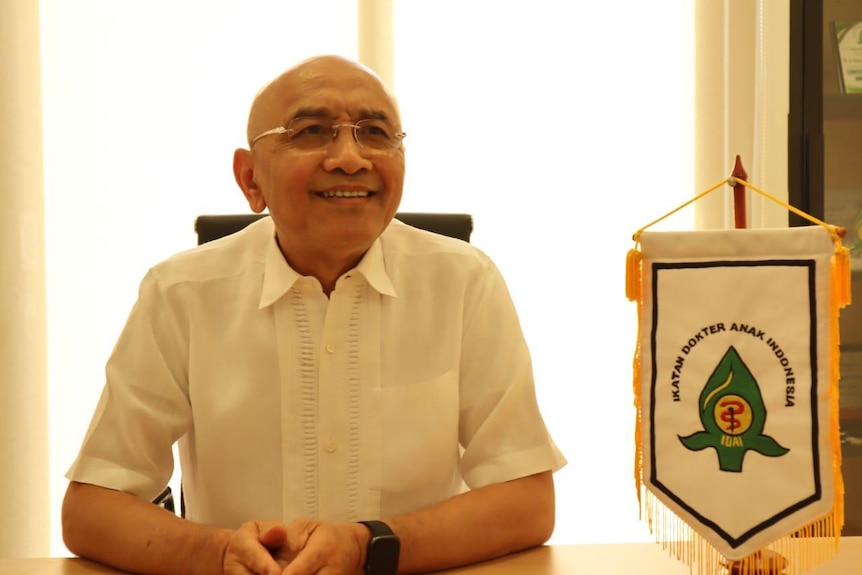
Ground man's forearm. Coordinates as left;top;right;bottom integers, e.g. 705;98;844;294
62;481;231;575
385;470;556;574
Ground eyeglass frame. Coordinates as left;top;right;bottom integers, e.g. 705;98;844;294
250;117;406;149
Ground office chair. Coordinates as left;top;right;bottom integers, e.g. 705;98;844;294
154;211;473;517
194;212;473;245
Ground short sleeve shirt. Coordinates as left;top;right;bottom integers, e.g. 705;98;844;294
66;217;566;528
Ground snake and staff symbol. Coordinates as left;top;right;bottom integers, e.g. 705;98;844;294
717;396;752;436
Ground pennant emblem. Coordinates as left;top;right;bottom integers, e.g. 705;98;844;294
679;345;789;472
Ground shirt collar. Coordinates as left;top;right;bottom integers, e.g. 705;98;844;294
258;232;397;309
352;238;397;298
259;230;302;308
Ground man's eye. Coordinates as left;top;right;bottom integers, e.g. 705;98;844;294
295;123;328;137
359;124;391;139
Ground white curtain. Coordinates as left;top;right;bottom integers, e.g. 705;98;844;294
694;0;790;229
0;0;49;558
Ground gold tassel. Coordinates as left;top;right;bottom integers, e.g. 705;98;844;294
626;247;642;302
832;244;852;309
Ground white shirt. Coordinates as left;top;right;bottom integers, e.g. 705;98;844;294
67;217;566;528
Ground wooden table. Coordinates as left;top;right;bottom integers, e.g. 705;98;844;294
442;538;862;574
2;538;860;574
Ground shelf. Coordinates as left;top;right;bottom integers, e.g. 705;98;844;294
824;94;862;121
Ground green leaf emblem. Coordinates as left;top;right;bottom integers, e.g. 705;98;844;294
679;346;789;472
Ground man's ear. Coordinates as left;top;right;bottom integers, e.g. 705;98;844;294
233;148;267;213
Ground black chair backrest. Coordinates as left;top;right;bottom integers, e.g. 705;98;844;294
195;212;473;245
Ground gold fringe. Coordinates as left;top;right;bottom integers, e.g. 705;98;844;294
827;240;850;538
633;291;644;511
628;245;644;510
639;489;842;575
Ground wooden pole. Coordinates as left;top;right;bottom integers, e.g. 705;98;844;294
732;155;748;229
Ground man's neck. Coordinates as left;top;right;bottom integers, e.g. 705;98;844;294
277;238;368;296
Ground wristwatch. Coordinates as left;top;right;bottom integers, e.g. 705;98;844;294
358;520;400;575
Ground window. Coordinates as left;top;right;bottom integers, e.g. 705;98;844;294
393;1;694;543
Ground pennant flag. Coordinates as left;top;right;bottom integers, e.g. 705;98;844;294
627;180;852;575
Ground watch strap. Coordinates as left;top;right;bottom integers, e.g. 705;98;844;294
358;519;395;537
358;520;400;575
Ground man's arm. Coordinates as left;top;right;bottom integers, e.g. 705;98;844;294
62;481;287;575
386;469;555;573
281;470;556;575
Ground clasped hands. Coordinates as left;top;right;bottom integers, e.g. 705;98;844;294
223;517;369;575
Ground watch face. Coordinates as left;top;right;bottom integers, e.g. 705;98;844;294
368;535;400;575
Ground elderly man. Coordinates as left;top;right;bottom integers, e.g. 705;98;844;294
62;55;566;575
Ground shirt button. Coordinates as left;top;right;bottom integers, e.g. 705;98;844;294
325;343;335;354
324;441;337;453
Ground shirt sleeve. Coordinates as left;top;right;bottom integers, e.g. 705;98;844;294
65;267;192;502
456;258;567;488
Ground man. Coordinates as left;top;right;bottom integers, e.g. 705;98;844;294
62;55;566;575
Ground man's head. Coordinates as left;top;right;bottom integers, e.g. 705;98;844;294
233;55;405;275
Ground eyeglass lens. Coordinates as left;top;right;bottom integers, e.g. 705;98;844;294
286;118;402;150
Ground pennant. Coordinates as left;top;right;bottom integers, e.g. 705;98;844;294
627;181;851;575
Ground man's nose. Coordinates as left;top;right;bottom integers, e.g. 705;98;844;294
323;126;372;173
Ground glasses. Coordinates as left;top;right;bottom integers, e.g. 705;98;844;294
250;117;406;150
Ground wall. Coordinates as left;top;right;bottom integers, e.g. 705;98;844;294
0;0;49;558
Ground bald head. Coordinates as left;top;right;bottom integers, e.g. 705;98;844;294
245;55;401;146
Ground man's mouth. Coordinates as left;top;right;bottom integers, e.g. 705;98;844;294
316;190;372;199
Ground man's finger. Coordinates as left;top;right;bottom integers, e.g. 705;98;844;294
280;548;324;575
259;521;289;549
285;517;319;553
224;550;282;575
223;520;288;575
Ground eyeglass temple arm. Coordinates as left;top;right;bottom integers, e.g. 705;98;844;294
250;126;288;147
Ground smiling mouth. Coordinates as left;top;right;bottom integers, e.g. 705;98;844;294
316;190;372;199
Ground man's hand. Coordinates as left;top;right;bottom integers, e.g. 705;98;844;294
223;520;289;575
279;517;368;575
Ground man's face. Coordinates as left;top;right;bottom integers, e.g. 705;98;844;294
238;58;405;266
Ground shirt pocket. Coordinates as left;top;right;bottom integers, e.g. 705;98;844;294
373;369;461;494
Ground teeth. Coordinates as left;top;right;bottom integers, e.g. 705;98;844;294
321;190;369;198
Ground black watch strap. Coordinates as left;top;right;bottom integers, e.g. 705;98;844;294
359;519;394;537
358;520;400;575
